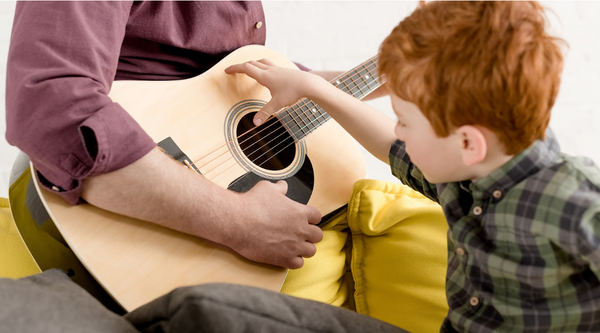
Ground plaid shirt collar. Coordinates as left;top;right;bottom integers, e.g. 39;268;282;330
465;129;560;200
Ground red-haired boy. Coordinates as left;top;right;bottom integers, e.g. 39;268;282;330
226;1;600;332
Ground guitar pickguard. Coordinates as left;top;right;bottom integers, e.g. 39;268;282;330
228;156;314;204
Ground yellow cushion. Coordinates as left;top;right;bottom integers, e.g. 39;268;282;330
0;196;41;278
282;178;449;332
348;179;448;333
281;208;352;308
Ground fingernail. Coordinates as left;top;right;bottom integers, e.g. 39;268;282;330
255;118;263;126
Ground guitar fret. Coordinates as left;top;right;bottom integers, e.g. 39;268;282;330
280;55;383;141
291;111;305;137
348;74;365;98
297;101;317;134
301;100;324;136
303;100;321;131
291;104;310;137
358;66;374;86
335;80;351;95
308;102;329;126
279;112;302;141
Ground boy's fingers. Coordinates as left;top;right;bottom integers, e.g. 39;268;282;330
248;60;270;69
223;63;244;74
226;59;285;126
225;59;275;75
257;58;276;66
224;62;261;77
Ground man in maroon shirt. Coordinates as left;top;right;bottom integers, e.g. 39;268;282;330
6;1;322;270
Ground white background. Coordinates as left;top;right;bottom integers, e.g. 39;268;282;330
1;1;599;197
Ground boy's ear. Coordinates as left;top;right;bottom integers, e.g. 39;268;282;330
456;125;487;167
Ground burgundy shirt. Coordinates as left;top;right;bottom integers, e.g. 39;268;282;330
6;1;266;204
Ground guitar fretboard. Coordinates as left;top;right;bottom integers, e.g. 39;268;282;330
278;56;381;141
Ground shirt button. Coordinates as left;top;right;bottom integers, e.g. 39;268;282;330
492;190;503;199
255;21;263;29
473;206;483;215
470;297;480;306
456;248;465;256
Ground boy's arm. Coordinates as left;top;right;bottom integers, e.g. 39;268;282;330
225;60;397;164
225;60;439;202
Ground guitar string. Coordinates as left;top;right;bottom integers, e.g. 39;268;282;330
195;59;379;183
201;59;380;184
194;58;378;173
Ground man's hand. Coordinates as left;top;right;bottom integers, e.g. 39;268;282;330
229;180;323;269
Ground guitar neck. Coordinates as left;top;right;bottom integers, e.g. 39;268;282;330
278;55;381;141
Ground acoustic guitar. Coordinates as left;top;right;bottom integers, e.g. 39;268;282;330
32;45;381;312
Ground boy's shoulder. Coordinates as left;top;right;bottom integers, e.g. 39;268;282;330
552;153;600;193
516;152;600;218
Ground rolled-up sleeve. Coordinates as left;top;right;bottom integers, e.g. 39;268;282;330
6;1;156;204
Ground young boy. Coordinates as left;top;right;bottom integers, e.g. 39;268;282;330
226;1;600;332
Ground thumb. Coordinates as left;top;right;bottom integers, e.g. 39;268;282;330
253;100;282;126
273;180;289;195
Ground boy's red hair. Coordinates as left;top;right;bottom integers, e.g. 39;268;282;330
379;1;565;155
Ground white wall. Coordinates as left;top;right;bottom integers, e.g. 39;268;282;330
1;1;599;197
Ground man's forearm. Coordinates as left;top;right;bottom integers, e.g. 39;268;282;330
81;147;237;245
80;147;323;269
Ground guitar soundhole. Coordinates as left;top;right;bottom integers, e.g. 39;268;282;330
236;112;296;171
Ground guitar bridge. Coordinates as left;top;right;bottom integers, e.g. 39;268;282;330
158;137;202;175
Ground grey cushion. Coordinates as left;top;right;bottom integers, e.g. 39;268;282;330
126;283;408;333
0;269;138;333
0;270;408;333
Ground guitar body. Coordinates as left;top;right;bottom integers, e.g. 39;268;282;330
34;45;367;312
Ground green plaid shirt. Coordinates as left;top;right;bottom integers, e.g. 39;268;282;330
389;130;600;332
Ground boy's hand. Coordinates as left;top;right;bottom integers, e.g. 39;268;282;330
225;59;327;126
